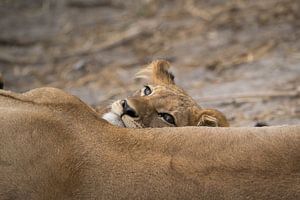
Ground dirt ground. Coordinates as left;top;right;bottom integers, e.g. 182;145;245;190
0;0;299;126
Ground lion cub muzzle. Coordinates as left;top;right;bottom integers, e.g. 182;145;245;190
102;99;142;128
120;100;139;118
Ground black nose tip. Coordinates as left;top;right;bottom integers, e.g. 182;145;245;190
121;100;138;118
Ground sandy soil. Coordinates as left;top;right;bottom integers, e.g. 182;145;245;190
0;0;299;126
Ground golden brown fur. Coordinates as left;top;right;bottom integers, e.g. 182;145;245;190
0;87;299;199
102;60;229;128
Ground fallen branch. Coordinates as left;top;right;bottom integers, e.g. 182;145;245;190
54;21;158;62
0;37;38;47
0;52;39;65
206;40;277;71
67;0;121;8
196;90;300;103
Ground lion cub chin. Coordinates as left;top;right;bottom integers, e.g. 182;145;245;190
102;60;229;128
102;101;125;127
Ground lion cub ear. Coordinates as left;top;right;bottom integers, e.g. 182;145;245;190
135;60;175;85
197;109;229;127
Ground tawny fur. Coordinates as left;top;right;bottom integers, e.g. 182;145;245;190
0;87;299;199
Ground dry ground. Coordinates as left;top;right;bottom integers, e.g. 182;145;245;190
0;0;299;126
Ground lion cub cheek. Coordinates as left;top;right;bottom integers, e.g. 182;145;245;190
102;112;124;127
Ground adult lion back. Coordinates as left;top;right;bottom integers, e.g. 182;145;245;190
0;88;300;199
0;87;102;199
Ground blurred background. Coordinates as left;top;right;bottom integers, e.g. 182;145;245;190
0;0;299;126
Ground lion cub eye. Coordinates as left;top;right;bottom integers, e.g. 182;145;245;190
158;113;176;125
141;85;152;96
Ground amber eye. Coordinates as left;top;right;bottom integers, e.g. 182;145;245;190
142;85;152;96
158;113;176;125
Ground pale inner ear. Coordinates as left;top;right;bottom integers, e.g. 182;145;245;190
197;114;219;127
135;60;175;85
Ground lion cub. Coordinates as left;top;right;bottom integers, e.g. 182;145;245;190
102;60;229;128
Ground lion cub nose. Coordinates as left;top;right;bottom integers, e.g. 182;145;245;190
121;100;138;118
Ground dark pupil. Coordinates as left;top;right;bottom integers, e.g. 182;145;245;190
144;86;151;95
159;113;175;125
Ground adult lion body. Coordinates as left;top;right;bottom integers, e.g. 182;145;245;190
0;87;299;199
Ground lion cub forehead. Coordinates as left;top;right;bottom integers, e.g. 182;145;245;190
151;85;199;107
154;85;195;99
152;84;185;95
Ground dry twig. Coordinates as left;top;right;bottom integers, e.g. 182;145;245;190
196;90;300;103
206;40;277;71
54;21;158;62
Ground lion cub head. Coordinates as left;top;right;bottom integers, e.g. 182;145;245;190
102;60;229;128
